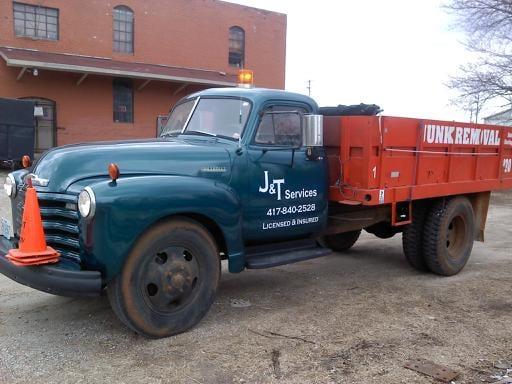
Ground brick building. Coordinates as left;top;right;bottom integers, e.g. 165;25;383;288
0;0;286;155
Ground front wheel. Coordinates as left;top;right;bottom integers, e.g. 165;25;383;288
108;218;220;338
423;197;475;276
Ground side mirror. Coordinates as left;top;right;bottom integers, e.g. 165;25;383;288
302;114;323;147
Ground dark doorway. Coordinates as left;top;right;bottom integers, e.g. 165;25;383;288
20;98;56;157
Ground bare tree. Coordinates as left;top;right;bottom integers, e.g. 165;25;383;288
462;92;483;122
446;0;512;115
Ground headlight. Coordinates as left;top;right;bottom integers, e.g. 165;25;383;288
78;187;96;218
3;174;16;198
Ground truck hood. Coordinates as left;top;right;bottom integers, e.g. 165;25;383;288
33;138;233;193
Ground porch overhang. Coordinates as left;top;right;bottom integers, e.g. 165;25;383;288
0;46;238;87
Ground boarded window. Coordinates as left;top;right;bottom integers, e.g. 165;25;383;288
13;2;59;40
113;78;134;123
113;5;134;53
229;26;245;67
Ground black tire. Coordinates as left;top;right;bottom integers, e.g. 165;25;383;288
322;230;361;252
107;218;220;338
402;203;430;271
423;197;475;276
365;222;399;239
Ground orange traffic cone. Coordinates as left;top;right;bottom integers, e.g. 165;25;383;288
6;179;60;266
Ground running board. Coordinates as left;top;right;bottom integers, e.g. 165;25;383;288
245;239;332;269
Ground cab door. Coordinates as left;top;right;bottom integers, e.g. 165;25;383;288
242;104;328;242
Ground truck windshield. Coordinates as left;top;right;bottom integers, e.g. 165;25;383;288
160;99;196;137
160;98;252;140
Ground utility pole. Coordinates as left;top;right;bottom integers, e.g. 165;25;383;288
307;80;312;97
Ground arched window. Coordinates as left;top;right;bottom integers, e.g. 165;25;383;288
113;5;134;53
229;26;245;68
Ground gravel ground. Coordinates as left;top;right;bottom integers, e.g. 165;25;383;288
0;169;511;384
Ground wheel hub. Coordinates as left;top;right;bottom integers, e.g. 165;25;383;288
141;246;200;312
446;215;467;259
170;272;186;291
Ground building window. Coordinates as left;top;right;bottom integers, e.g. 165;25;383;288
113;5;134;54
13;2;59;40
229;26;245;67
113;78;133;123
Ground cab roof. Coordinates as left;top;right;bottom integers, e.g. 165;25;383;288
186;87;319;112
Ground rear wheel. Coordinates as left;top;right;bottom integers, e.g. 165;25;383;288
365;222;400;239
108;218;220;338
423;197;475;276
402;203;430;272
322;230;361;252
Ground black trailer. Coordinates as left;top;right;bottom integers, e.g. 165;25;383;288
0;98;35;169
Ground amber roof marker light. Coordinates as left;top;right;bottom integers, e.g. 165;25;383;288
22;155;31;168
108;163;120;182
238;69;254;88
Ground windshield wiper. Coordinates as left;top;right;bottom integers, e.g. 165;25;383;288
182;131;239;141
182;130;217;138
214;134;238;141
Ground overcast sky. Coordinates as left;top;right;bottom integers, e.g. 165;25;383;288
224;0;482;122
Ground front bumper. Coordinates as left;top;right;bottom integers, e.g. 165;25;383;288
0;236;102;297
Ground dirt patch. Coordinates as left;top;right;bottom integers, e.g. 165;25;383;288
0;172;511;383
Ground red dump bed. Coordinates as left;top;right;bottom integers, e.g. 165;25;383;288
325;115;512;207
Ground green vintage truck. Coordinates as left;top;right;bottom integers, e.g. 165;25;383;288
2;87;506;338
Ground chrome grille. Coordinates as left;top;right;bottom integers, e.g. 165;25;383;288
13;190;81;263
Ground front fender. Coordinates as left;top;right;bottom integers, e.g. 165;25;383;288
79;176;244;281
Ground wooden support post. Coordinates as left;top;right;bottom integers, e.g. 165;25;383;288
16;67;27;81
76;73;88;86
138;79;151;91
173;83;188;96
